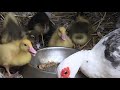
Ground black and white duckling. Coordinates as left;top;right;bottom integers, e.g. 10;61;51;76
68;13;94;47
26;12;56;50
57;28;120;78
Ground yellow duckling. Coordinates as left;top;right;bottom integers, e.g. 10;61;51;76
48;26;74;48
0;39;37;78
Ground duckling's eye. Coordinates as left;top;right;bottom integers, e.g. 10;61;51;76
24;44;27;46
31;35;35;38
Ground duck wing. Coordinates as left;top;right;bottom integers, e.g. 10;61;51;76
92;28;120;67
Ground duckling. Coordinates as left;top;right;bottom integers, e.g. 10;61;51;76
0;39;36;78
0;12;37;78
0;12;26;44
26;12;56;49
48;26;74;48
68;13;94;47
26;30;41;50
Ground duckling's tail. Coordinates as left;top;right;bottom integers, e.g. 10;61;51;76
72;33;88;45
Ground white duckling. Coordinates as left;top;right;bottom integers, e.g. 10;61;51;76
57;28;120;78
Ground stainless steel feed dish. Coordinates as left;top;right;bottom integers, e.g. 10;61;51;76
21;47;87;78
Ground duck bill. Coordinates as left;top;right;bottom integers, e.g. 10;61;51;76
61;34;67;40
29;47;37;56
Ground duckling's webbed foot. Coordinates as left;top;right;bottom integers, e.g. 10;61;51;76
4;72;23;78
4;66;23;78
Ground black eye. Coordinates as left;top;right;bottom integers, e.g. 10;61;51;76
31;35;35;38
24;44;27;46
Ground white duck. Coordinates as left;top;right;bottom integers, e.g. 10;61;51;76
57;28;120;78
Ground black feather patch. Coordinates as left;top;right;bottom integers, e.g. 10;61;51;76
27;12;50;34
103;29;120;68
26;12;56;49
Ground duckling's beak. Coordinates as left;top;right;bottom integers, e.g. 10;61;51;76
61;34;67;40
29;47;37;56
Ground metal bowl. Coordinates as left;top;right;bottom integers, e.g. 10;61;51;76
21;47;87;78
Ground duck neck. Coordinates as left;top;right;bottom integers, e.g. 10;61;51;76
71;50;90;78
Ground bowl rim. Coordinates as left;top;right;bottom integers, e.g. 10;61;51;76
37;47;79;52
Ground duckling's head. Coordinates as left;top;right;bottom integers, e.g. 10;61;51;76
26;30;41;50
57;26;68;41
19;39;37;56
